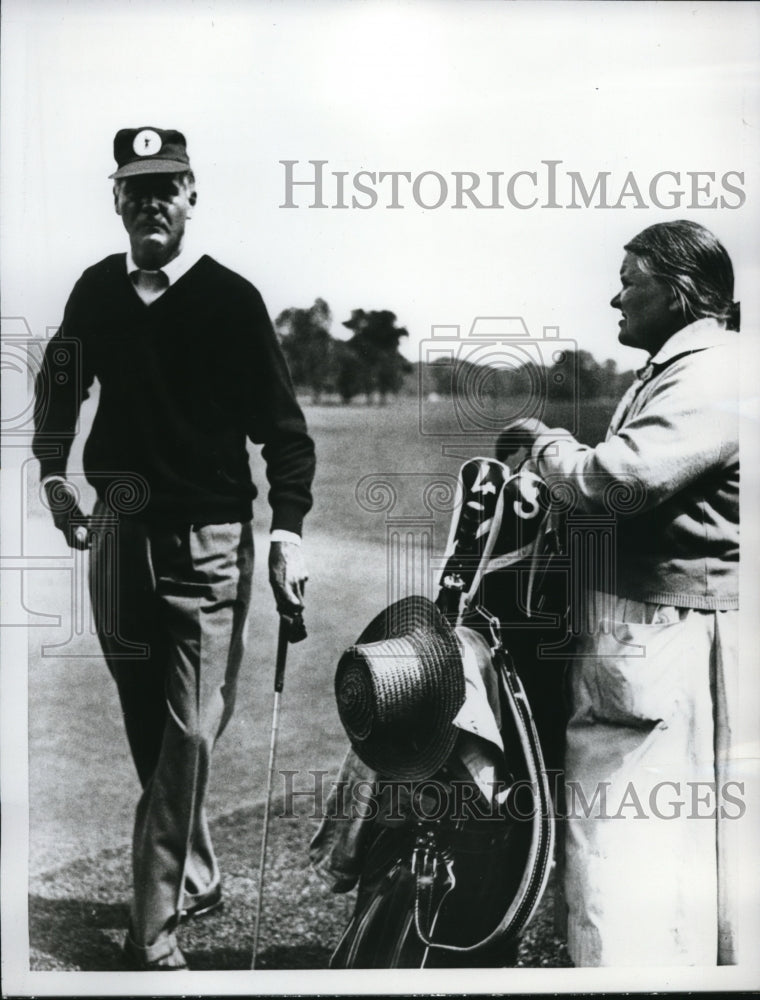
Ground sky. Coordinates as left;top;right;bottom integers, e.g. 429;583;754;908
2;0;759;372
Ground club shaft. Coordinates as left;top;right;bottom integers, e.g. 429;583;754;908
250;688;282;969
251;615;300;969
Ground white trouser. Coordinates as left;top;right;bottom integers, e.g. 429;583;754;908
563;591;741;967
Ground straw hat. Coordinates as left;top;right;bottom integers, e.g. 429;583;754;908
334;596;466;780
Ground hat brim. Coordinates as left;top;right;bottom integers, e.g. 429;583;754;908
109;159;191;179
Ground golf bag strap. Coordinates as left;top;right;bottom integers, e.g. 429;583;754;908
411;609;555;954
412;829;457;949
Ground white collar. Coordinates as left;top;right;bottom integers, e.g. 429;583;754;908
649;317;737;367
126;244;202;286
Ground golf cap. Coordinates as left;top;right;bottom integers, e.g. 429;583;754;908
110;127;191;179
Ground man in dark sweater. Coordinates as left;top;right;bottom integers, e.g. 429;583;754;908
32;127;316;970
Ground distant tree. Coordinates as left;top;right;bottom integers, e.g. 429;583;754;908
422;351;634;410
334;340;367;404
423;356;456;398
576;350;607;398
602;358;618;386
340;309;412;403
547;349;609;401
275;298;334;402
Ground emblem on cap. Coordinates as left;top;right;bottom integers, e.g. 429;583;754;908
133;129;163;156
111;127;191;179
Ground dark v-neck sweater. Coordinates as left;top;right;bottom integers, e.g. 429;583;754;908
33;253;315;532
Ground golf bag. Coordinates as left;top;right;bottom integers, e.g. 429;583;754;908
326;458;567;968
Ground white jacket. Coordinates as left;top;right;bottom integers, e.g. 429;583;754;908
532;319;739;609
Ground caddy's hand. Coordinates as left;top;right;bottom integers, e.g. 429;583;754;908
43;478;91;550
269;540;307;614
495;417;550;463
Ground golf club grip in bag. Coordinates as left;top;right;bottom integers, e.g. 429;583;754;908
329;631;555;968
435;457;508;623
436;456;553;627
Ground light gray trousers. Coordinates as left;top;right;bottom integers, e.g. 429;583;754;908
88;501;253;959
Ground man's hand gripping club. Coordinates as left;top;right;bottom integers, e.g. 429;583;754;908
268;540;308;617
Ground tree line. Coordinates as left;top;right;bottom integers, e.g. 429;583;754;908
275;299;411;404
276;298;634;404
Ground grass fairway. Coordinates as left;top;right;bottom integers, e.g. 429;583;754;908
27;395;614;970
